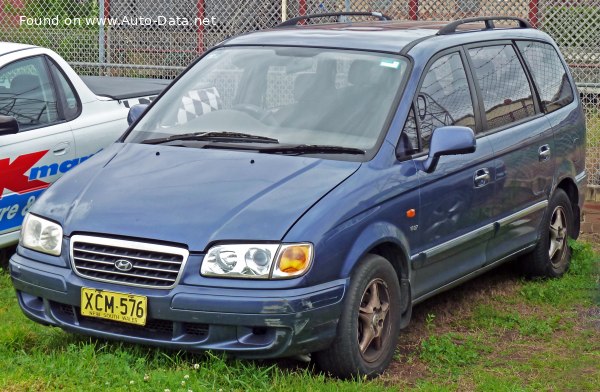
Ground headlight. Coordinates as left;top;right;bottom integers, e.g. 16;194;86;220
201;243;313;279
20;213;63;256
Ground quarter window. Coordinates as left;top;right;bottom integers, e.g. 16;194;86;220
0;56;59;130
416;52;475;151
468;45;535;130
516;41;574;113
398;106;419;157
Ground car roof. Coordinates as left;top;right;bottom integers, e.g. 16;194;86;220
0;42;36;56
223;20;552;54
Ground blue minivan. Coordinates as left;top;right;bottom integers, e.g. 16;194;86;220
9;14;587;378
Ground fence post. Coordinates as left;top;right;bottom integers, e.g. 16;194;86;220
98;0;108;72
528;0;538;28
196;0;204;54
409;0;419;21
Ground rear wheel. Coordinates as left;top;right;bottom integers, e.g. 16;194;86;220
314;254;401;378
525;189;573;278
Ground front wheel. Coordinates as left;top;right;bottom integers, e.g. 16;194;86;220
525;189;574;278
314;254;402;378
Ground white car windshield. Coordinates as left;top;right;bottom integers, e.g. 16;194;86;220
126;46;408;156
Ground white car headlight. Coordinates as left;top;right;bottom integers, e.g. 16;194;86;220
20;213;63;256
201;243;313;279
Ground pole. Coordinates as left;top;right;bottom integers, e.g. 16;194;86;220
409;0;418;21
282;0;287;22
196;0;205;54
98;0;105;68
528;0;539;29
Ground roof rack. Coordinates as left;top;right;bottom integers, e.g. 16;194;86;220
437;16;532;35
275;12;391;28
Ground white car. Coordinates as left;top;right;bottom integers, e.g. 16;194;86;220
0;42;169;248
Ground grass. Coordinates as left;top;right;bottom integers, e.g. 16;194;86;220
0;240;598;391
587;109;600;148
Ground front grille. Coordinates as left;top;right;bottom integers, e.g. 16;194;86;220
70;235;189;289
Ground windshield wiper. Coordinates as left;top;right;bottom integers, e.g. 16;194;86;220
141;131;279;145
257;144;365;155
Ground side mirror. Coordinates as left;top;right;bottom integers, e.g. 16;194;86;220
419;126;476;173
127;104;149;126
0;115;19;136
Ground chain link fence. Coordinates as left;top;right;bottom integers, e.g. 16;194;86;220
0;0;598;186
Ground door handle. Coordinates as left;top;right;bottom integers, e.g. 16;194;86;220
538;144;551;162
52;142;70;156
474;168;491;188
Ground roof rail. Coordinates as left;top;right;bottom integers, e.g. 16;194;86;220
437;16;532;35
275;12;391;28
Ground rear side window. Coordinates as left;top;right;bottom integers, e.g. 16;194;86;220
516;41;574;113
416;52;476;150
48;61;80;120
469;45;535;130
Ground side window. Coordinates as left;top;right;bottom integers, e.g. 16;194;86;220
516;41;574;113
468;45;535;130
417;52;475;151
0;56;59;130
48;60;80;120
398;106;419;157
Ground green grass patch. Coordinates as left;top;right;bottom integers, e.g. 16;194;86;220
519;240;599;306
419;333;481;370
587;109;600;148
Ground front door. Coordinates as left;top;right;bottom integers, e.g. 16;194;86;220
0;56;75;242
407;50;496;299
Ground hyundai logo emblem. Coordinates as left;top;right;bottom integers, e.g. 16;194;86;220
114;259;133;272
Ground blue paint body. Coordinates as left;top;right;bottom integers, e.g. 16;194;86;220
10;21;587;358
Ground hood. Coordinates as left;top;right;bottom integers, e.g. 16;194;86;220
33;143;360;251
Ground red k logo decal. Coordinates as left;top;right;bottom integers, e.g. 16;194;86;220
0;150;49;197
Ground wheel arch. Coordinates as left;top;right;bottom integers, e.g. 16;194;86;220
555;176;580;238
368;241;412;327
340;221;413;327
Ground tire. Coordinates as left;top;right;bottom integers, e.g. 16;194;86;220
314;254;402;378
524;189;574;278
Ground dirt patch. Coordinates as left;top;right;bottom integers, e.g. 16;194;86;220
580;232;600;253
578;306;600;331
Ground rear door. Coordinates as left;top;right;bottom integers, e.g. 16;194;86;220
464;42;555;263
0;55;75;241
409;49;496;299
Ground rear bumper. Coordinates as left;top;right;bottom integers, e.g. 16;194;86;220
575;170;587;205
10;252;346;358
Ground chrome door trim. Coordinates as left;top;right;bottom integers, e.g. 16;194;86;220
412;244;535;305
411;224;495;265
411;200;548;267
575;171;587;185
497;200;548;227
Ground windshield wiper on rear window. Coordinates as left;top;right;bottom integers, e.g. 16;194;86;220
141;131;279;145
256;144;365;155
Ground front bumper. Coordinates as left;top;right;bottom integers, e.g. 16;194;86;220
9;251;346;358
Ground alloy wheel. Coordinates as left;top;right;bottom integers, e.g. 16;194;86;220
358;278;392;363
549;205;568;266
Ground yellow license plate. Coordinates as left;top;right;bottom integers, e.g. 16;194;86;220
81;288;147;326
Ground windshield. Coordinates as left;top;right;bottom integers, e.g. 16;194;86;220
125;46;408;157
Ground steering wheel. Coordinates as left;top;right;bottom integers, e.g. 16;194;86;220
232;103;277;126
